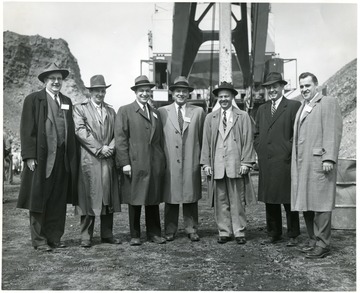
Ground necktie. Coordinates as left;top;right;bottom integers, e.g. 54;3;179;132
223;111;227;132
143;105;148;118
54;94;60;107
178;105;184;133
271;101;276;117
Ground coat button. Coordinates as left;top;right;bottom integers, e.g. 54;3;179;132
177;159;180;163
175;131;179;134
176;146;179;148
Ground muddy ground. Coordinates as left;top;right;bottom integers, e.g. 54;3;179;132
2;174;356;291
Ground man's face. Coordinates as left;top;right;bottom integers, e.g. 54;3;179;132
265;82;283;101
218;89;234;111
90;87;106;105
172;88;189;106
299;76;318;101
135;86;152;105
44;72;63;94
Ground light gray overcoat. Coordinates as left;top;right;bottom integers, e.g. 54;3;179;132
158;103;205;204
291;94;343;212
73;99;121;216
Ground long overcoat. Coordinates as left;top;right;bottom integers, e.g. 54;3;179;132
200;107;256;207
17;89;78;212
73;99;121;216
115;101;166;205
158;103;205;204
291;94;343;212
254;97;301;203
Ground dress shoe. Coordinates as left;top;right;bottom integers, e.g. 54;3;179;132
235;237;246;245
286;237;298;247
148;235;166;244
80;240;92;248
188;233;200;242
129;238;142;246
217;236;232;244
165;234;175;241
305;246;330;259
48;242;67;249
261;236;282;245
101;237;122;245
35;244;53;252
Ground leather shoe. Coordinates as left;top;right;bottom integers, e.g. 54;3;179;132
188;233;200;242
148;235;166;244
101;237;122;245
235;237;246;245
80;240;91;248
305;246;330;259
217;236;232;244
130;238;142;246
261;236;282;245
286;237;298;247
48;242;67;249
165;234;175;241
35;244;53;252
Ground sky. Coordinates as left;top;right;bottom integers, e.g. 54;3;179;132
2;1;358;110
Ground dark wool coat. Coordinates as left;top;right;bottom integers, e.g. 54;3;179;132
115;101;166;205
254;97;301;204
17;89;79;212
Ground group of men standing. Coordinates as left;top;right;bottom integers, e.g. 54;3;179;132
17;63;343;260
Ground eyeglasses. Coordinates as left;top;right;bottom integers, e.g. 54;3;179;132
47;77;63;82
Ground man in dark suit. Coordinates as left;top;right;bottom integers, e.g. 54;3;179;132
17;63;78;252
115;75;166;246
254;72;301;246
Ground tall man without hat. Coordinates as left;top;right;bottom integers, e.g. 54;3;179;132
200;82;256;245
17;63;79;252
115;75;166;245
291;72;343;259
158;76;205;242
73;75;122;248
254;72;301;247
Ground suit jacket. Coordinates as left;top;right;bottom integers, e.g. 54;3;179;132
254;97;301;204
200;107;256;206
115;101;166;205
73;99;121;216
291;94;343;212
158;103;205;204
17;88;78;212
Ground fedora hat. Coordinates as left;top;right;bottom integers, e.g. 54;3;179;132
38;63;69;83
169;76;194;92
130;75;155;91
86;75;111;89
262;72;287;86
212;81;238;97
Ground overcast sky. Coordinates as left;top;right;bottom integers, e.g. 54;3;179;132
3;1;357;110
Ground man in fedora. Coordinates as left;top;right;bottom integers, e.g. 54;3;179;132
73;75;122;248
254;72;301;246
115;75;166;246
200;81;256;245
158;76;205;242
17;63;78;252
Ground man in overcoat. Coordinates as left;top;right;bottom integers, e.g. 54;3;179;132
254;72;301;246
158;76;205;242
115;75;166;246
200;82;256;245
17;63;78;252
73;75;122;248
291;72;343;259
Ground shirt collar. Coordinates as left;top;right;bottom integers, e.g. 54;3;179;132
136;99;147;110
46;89;58;100
272;96;283;108
306;92;319;104
175;102;186;111
222;106;232;116
91;99;102;109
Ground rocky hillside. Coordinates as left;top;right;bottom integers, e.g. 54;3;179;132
3;31;88;148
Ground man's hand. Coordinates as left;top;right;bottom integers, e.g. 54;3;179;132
203;165;212;176
123;165;131;177
239;165;250;176
26;159;37;171
323;161;334;173
99;145;113;158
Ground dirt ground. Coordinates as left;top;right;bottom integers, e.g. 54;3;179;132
2;174;356;291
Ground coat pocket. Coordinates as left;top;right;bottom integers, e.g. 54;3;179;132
312;147;325;156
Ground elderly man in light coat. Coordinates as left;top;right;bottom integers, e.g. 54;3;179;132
73;75;121;248
158;76;205;242
291;72;343;259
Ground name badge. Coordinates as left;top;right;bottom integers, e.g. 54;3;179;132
304;104;313;113
152;112;158;119
61;104;70;110
184;117;191;123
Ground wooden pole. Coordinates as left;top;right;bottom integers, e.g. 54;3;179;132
219;3;232;83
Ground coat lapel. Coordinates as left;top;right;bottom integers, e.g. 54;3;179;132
269;97;287;127
211;109;221;147
182;105;194;134
300;94;322;125
168;103;181;133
